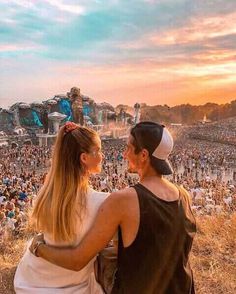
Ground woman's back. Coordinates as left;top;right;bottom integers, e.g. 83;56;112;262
14;189;108;293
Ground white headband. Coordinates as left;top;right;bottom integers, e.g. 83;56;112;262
152;127;173;160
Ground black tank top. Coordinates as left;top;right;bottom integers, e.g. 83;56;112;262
112;183;196;294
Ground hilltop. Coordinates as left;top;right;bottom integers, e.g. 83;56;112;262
1;214;236;293
116;100;236;124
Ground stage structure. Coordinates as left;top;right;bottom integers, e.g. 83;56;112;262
10;103;43;129
48;112;67;134
36;112;66;146
0;109;14;132
1;86;135;144
68;87;84;125
134;103;141;124
47;95;73;122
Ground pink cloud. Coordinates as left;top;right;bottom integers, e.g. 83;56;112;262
150;12;236;45
118;12;236;50
0;43;43;53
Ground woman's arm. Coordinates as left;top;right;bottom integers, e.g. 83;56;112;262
31;192;123;271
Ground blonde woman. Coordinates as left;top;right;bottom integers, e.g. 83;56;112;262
14;122;108;293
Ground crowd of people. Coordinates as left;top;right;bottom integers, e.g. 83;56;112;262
187;117;236;145
0;128;235;241
0;145;50;240
169;139;235;214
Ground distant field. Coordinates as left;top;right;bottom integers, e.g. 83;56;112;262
1;214;236;294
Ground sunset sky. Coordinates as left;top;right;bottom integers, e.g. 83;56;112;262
0;0;236;108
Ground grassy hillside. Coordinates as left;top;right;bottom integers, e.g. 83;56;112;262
1;214;236;293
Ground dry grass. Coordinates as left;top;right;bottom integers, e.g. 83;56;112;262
191;213;236;294
0;237;28;294
1;214;236;294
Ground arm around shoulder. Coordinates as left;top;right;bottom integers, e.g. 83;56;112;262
37;192;124;271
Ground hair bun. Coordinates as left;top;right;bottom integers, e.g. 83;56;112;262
64;122;78;134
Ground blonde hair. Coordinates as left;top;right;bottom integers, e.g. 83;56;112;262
32;124;98;243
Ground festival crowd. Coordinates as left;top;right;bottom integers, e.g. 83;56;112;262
187;117;236;145
0;145;50;239
0;125;235;240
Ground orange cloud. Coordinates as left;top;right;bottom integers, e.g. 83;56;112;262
192;49;236;64
150;12;236;45
118;12;236;51
1;60;234;108
53;61;235;107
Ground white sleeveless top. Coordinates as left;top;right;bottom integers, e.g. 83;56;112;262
14;189;109;294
